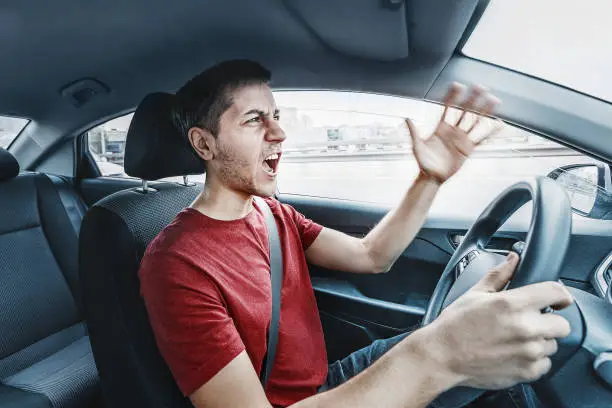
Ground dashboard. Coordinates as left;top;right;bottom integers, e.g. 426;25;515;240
592;251;612;300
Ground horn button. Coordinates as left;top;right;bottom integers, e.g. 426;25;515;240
443;250;509;309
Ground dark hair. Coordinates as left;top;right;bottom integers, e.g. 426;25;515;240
173;59;271;138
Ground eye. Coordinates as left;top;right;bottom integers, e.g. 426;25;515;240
245;116;262;124
273;114;280;121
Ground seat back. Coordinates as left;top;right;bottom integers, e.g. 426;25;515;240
0;148;100;407
79;93;205;407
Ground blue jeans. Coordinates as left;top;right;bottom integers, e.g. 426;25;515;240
318;332;542;408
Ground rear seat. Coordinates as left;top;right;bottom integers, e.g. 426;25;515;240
0;148;102;408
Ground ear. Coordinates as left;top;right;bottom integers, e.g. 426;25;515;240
188;126;215;161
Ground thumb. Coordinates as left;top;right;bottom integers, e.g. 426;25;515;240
405;118;421;147
471;252;519;293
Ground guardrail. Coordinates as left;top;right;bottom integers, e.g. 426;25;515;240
282;145;579;162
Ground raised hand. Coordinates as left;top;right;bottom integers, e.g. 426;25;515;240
406;83;503;184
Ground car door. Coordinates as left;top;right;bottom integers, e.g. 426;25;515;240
272;90;612;362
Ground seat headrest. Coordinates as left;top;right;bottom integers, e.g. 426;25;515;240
0;148;19;181
124;93;205;180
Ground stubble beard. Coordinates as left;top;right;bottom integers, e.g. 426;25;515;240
214;142;273;198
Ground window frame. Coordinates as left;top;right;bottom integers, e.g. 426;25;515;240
0;116;31;150
82;111;135;179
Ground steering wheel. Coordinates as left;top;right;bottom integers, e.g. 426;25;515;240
421;176;588;407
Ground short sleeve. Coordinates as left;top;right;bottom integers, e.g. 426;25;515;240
281;202;323;250
138;252;245;396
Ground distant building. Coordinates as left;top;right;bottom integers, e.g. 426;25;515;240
87;128;127;165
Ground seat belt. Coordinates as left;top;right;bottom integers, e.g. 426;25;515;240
253;196;283;389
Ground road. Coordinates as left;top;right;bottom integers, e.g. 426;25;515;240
276;153;599;217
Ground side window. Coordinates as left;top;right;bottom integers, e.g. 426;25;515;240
0;116;30;149
87;112;204;183
274;91;604;215
87;113;133;177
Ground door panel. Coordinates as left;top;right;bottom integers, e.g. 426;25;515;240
280;193;609;362
281;194;453;360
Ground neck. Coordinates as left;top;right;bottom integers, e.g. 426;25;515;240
191;177;253;221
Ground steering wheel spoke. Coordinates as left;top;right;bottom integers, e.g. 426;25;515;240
420;176;588;406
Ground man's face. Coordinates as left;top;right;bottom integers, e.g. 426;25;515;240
207;83;285;197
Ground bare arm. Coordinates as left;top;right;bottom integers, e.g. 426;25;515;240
306;84;502;274
189;254;574;408
190;328;455;408
305;171;440;274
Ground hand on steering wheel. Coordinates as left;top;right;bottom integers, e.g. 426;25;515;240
424;251;573;390
420;176;584;407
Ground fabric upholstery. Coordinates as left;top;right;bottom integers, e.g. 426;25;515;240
0;383;51;408
0;325;86;379
0;150;102;408
5;336;99;408
0;148;19;181
123;93;205;180
0;174;81;359
80;183;199;408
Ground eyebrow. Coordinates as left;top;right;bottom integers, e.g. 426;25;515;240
243;108;280;117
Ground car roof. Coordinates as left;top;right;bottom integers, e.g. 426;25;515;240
5;0;612;169
1;0;474;120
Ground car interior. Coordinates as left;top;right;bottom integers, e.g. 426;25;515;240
1;0;612;407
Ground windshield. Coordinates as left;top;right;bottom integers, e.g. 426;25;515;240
0;116;29;148
463;0;612;101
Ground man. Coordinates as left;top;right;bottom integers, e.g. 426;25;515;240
138;60;573;408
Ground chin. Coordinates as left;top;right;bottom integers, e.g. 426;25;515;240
252;181;277;198
254;189;276;198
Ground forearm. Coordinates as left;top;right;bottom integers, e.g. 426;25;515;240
290;327;457;408
361;171;441;272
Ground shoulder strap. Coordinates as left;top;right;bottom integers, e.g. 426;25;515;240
253;196;283;389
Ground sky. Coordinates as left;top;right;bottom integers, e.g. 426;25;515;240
463;0;612;101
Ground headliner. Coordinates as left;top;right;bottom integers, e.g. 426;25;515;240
0;0;479;123
6;0;612;171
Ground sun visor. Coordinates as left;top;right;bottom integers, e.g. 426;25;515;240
284;0;479;62
285;0;410;61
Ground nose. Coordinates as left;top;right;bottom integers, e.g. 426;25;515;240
265;118;286;143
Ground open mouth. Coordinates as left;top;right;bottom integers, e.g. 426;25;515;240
263;152;281;175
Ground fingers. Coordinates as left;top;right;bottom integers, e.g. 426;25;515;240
439;82;501;135
521;357;552;383
505;281;574;311
511;312;572;340
472;118;504;145
404;118;421;147
455;85;487;127
440;83;466;124
541;338;559;357
467;96;502;134
517;339;559;360
472;252;519;293
535;314;572;339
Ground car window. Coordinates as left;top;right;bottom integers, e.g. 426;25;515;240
274;91;606;217
463;0;612;102
0;116;30;149
86;91;608;219
87;114;133;177
87;113;203;183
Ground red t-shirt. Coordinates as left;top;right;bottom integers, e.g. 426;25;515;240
138;197;328;407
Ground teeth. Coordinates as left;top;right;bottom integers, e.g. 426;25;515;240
263;164;275;175
266;153;279;160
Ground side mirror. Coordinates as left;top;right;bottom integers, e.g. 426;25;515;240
547;164;612;219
